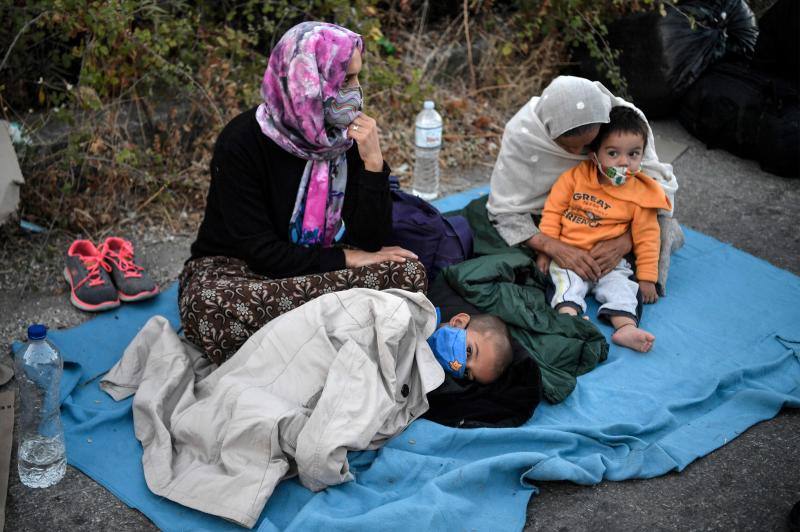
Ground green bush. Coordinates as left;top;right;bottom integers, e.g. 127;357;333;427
0;0;655;232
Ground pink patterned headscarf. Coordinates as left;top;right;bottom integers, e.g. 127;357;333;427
256;21;364;246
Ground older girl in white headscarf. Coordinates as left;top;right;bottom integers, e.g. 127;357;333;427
487;76;681;292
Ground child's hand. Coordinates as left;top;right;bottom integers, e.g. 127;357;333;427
536;253;551;274
640;281;658;304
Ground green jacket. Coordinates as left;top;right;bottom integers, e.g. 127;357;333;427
442;198;609;403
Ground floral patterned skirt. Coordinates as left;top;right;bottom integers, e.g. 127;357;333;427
178;255;428;365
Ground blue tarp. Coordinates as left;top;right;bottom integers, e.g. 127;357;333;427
16;188;800;531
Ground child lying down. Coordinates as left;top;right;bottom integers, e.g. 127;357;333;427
100;288;531;528
427;310;513;384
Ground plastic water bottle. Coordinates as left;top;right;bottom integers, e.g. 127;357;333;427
412;100;443;200
15;324;66;488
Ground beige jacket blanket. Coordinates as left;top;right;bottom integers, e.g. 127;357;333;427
101;288;444;528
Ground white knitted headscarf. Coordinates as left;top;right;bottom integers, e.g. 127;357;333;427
535;76;612;139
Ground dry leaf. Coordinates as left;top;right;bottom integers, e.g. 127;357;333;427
472;115;492;130
89;137;105;154
445;98;468;113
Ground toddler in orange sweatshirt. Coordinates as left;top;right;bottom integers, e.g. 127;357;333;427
537;107;671;352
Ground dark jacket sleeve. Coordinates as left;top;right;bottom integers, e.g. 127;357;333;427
340;156;392;251
211;139;346;277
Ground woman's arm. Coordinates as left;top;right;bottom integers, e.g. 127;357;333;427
488;211;540;247
211;140;346;277
348;113;383;171
488;205;604;281
339;159;392;252
339;159;419;267
527;233;602;282
340;113;393;251
589;231;633;276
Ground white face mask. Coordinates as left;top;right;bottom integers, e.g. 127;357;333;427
593;154;634;186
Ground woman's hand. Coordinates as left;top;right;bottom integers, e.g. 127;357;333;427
343;246;418;268
348;113;384;172
639;281;658;304
529;233;601;282
589;231;633;276
535;253;551;275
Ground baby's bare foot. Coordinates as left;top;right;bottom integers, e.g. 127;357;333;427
611;324;655;352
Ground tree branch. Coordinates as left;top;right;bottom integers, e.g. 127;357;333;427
0;11;49;73
463;0;477;91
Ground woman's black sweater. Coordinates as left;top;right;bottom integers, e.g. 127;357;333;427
190;107;392;278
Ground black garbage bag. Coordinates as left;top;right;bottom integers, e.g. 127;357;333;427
678;60;767;159
571;0;758;118
757;104;800;178
661;0;759;92
679;59;799;177
752;0;799;87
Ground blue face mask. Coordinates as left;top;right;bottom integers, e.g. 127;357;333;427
427;325;467;378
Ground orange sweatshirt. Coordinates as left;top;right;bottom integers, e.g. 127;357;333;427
539;160;672;283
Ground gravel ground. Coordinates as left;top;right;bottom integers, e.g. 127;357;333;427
1;119;798;531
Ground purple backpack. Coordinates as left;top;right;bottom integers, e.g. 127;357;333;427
387;180;473;280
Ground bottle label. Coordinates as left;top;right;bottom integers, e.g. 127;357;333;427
415;125;442;148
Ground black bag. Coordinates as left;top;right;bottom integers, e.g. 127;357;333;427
678;60;769;159
679;59;799;177
386;178;474;280
573;0;759;118
752;0;799;86
757;104;800;177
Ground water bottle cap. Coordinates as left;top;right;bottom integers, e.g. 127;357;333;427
423;100;435;110
27;324;47;340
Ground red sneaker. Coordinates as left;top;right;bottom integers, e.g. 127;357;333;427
63;240;120;312
100;237;160;302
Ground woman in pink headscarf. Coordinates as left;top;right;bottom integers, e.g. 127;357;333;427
179;22;423;364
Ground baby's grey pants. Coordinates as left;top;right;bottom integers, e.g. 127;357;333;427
549;259;640;324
